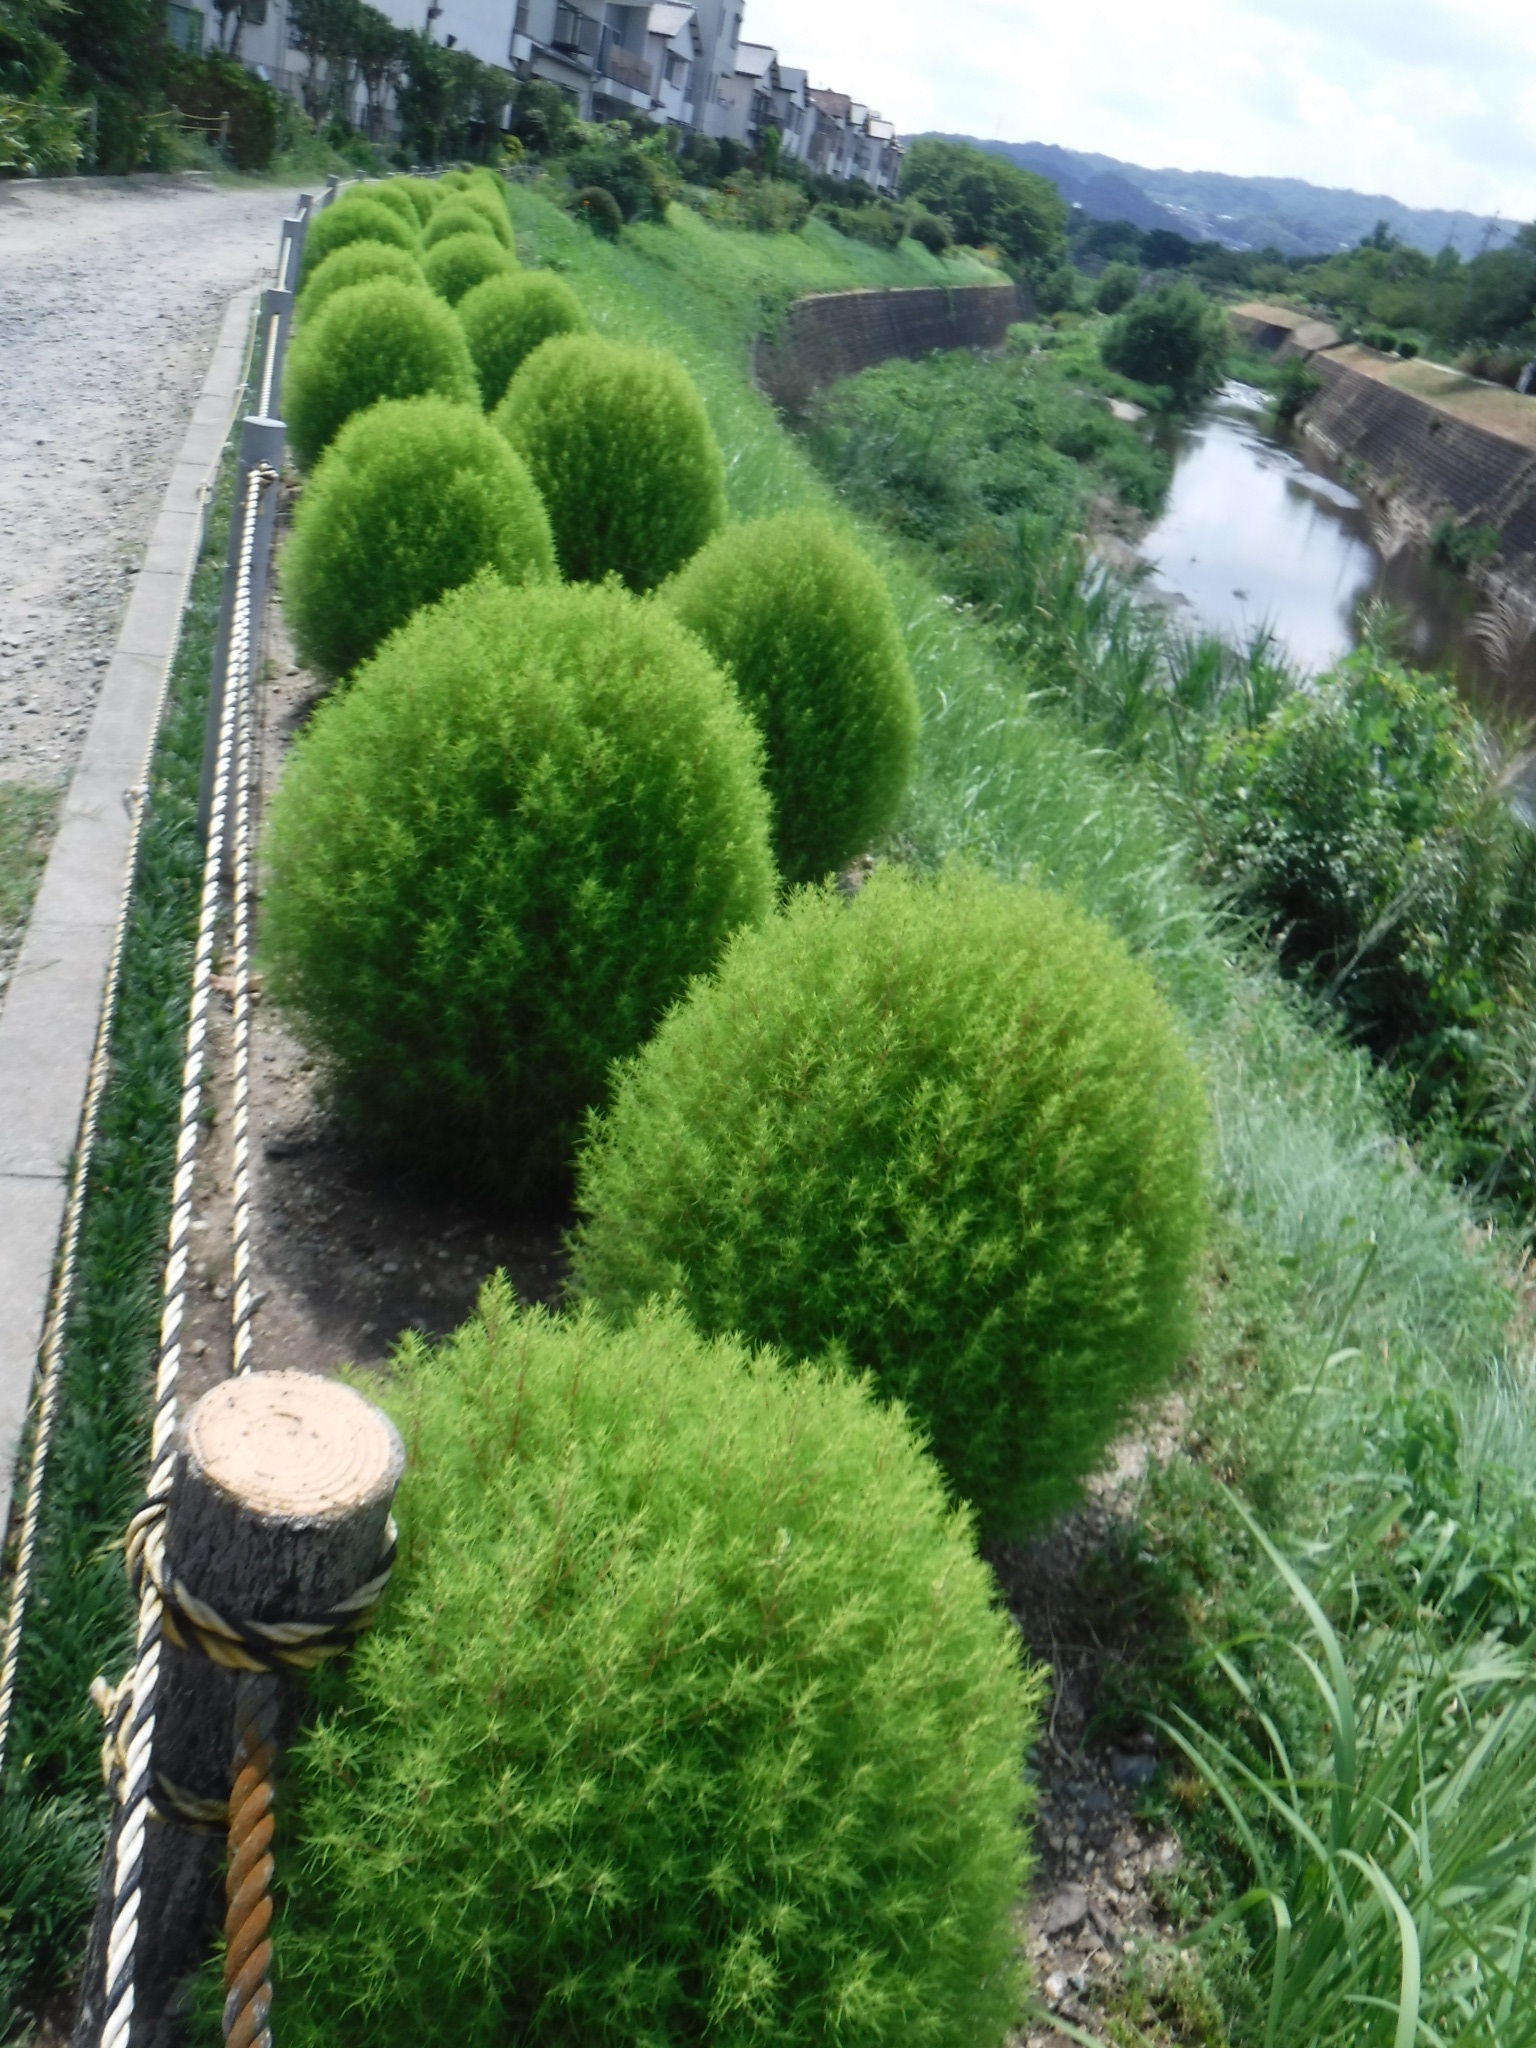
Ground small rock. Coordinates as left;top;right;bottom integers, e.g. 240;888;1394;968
1109;1751;1157;1791
1041;1886;1089;1938
1043;1972;1068;2005
264;1136;304;1159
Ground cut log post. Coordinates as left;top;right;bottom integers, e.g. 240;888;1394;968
73;1373;404;2048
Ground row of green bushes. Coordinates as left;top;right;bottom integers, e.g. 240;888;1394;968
246;172;1214;2042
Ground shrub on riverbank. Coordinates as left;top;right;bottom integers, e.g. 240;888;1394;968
575;863;1209;1537
262;576;774;1197
456;272;587;408
665;511;919;883
1202;647;1536;1205
280;398;555;678
295;240;425;324
275;1289;1038;2048
297;195;416;287
496;334;726;588
420;232;516;306
282;280;478;469
1101;279;1230;406
420;200;498;253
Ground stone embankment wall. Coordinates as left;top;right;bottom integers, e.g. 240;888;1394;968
1304;355;1536;585
754;281;1026;416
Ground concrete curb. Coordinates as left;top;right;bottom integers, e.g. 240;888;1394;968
0;288;256;1535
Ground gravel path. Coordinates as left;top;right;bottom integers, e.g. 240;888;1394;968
0;174;297;783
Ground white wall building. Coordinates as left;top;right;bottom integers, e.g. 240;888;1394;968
167;0;900;191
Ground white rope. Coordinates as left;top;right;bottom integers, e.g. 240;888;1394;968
0;301;262;1789
99;455;270;2048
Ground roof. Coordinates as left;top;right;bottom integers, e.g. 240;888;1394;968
776;64;806;91
646;2;694;36
808;87;850;119
734;39;775;79
867;117;894;140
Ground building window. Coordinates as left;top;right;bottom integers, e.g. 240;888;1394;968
166;2;202;51
552;2;599;56
515;0;530;30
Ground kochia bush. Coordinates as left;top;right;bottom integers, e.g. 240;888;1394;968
294;240;424;325
297;195;416;286
281;280;478;469
575;863;1209;1537
455;271;586;409
354;180;418;229
665;511;920;883
276;1289;1038;2048
420;199;500;252
261;577;775;1197
496;334;726;588
420;231;515;306
279;398;555;679
388;175;440;224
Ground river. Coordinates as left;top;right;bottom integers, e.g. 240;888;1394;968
1137;380;1529;715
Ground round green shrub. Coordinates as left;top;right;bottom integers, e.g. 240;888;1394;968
575;863;1209;1537
279;398;555;679
298;195;416;287
294;239;425;325
454;183;514;248
496;334;725;589
574;182;623;238
456;270;587;408
665;511;920;884
419;230;515;306
436;167;474;191
389;174;440;223
420;199;499;253
355;179;419;228
262;576;776;1196
276;1287;1037;2048
281;279;478;470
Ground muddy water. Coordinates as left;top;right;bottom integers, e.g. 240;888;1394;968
1138;380;1531;714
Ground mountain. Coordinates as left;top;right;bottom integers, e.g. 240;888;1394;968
917;135;1511;259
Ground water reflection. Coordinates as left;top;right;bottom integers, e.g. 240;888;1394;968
1137;381;1527;714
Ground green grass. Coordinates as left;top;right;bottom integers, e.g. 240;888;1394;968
495;192;1536;2042
0;472;224;2037
0;784;60;1004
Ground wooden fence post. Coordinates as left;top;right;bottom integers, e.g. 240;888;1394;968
73;1374;403;2048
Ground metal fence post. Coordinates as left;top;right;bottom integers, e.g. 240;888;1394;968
256;286;295;420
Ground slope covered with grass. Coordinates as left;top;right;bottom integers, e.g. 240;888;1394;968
506;189;1536;2044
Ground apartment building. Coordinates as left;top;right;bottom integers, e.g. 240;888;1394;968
170;0;901;193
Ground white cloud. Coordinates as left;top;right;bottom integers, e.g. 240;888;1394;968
744;0;1536;219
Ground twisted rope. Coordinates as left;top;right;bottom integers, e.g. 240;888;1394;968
99;457;269;2048
223;1674;279;2048
0;302;261;1790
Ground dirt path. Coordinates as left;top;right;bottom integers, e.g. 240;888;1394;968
0;173;297;784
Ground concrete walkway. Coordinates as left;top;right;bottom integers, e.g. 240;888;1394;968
0;286;257;1534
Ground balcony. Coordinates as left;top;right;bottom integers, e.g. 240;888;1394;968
601;39;654;94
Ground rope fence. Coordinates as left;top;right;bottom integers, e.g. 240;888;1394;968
2;175;404;2048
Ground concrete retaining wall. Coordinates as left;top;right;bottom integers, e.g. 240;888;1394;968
1305;353;1536;579
754;280;1025;415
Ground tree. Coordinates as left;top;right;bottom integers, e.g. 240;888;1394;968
1102;279;1230;406
0;0;86;171
288;0;361;121
900;137;1066;270
1095;260;1139;314
353;3;403;136
1142;227;1196;270
49;0;167;169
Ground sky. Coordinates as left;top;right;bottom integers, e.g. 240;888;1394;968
745;0;1536;220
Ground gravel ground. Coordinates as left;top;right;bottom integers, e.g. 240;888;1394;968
0;173;297;784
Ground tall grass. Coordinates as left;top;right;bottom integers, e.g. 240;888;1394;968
0;469;223;2033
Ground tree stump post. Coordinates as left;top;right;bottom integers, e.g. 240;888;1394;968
73;1372;404;2048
